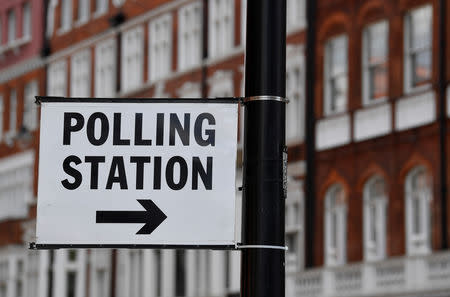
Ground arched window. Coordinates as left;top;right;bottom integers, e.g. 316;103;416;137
325;184;347;266
363;176;387;261
405;166;432;255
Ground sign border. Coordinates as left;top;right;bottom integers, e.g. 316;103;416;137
36;96;242;105
34;96;241;250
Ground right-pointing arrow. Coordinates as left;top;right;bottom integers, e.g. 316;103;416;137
96;199;167;235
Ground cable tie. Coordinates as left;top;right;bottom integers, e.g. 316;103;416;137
236;244;288;251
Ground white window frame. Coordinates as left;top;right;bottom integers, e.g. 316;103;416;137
94;0;108;17
324;35;348;116
76;0;90;25
9;88;17;135
0;95;3;142
286;45;305;144
22;2;32;40
363;176;387;262
241;0;246;46
95;38;117;97
24;80;39;131
324;184;347;266
405;166;432;255
89;250;111;297
0;151;34;221
54;250;87;297
149;14;173;82
60;0;73;32
48;59;67;96
8;9;16;44
208;0;235;58
70;49;91;97
362;20;389;105
286;0;306;34
178;1;203;71
121;26;144;93
285;179;304;271
404;5;433;94
208;70;234;97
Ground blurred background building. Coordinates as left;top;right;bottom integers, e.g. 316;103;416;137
0;0;449;296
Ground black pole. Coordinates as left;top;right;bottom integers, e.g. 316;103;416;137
304;0;317;268
241;0;286;296
438;0;448;250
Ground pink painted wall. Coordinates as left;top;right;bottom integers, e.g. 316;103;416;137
0;0;44;70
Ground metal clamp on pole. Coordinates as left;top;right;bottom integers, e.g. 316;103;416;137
243;95;289;104
237;244;288;251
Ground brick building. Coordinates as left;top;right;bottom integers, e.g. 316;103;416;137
1;0;449;297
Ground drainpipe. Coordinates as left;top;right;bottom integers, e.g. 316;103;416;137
305;0;317;267
438;0;448;250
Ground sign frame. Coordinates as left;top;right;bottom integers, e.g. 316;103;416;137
32;96;241;250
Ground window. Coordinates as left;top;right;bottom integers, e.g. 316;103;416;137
363;21;389;104
48;60;67;96
95;38;117;97
0;262;8;297
121;26;144;92
0;95;3;142
178;2;202;70
71;50;91;97
8;9;16;44
285;180;304;271
325;184;347;266
0;151;34;221
155;251;162;297
15;260;24;297
324;35;348;115
26;252;39;297
95;0;108;16
57;250;86;297
241;0;246;45
22;2;31;40
287;0;306;33
175;251;186;297
24;80;39;131
77;0;89;24
209;0;234;58
9;89;17;134
405;166;431;255
404;5;433;93
149;14;172;81
129;250;143;297
60;0;72;31
286;48;305;143
363;176;387;261
90;250;111;297
208;70;234;97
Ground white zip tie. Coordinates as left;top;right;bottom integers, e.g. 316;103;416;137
236;244;288;251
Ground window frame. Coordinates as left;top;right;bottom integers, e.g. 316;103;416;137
22;2;32;40
208;0;235;58
178;1;203;71
149;14;173;82
121;26;144;93
324;34;348;116
362;20;389;106
363;176;387;262
70;49;91;97
405;166;432;255
8;9;16;45
95;38;117;97
404;5;433;94
324;184;347;266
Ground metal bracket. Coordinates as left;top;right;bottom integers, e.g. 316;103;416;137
243;95;289;104
236;244;288;251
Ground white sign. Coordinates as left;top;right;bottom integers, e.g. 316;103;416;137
36;98;238;247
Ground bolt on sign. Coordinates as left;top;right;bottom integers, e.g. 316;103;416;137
34;97;239;248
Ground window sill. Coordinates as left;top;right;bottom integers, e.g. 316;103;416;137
93;11;107;19
57;27;72;36
74;18;89;28
404;83;432;97
362;96;388;108
0;37;31;55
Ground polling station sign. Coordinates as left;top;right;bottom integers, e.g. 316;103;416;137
35;97;239;248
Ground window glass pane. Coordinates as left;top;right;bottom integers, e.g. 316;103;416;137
368;22;388;63
412;50;432;86
23;3;31;39
68;250;77;261
175;251;185;296
330;37;347;76
331;75;347;112
8;10;16;43
369;64;388;99
9;89;17;133
66;272;76;297
411;6;432;49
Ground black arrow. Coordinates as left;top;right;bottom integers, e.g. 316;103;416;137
96;199;167;235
